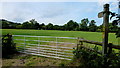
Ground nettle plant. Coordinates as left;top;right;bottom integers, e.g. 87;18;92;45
73;46;120;68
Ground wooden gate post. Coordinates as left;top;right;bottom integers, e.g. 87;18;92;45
102;4;109;56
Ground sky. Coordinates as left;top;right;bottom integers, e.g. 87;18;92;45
0;0;119;25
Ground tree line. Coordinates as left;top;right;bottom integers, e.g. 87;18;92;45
0;18;118;32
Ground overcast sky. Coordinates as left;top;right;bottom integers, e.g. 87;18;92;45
0;0;118;25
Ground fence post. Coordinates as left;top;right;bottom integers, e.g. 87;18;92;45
77;37;79;50
118;37;120;46
38;36;39;54
80;38;83;50
56;37;58;57
108;43;112;55
77;37;83;50
24;35;26;53
80;38;83;46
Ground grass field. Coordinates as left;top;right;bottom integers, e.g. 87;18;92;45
1;29;119;45
1;29;120;66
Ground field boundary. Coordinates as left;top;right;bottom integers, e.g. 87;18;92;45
77;37;120;54
13;35;77;60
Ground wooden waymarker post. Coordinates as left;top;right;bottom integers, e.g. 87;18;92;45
98;4;110;55
102;4;109;56
98;4;110;66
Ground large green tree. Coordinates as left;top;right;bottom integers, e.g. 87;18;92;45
1;19;20;29
109;23;118;32
22;21;31;29
29;19;39;29
1;19;9;29
89;20;97;32
97;24;103;32
46;23;54;30
65;20;79;31
39;23;45;30
53;25;60;30
80;18;89;31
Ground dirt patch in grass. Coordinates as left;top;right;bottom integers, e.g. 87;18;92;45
2;53;72;67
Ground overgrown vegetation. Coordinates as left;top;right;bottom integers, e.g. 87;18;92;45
2;34;17;58
73;46;120;68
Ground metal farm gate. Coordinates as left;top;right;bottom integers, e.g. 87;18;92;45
13;35;77;60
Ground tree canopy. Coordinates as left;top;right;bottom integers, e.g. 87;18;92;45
1;18;118;33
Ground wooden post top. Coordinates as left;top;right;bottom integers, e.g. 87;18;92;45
104;4;109;8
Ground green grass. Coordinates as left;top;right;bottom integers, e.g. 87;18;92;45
1;29;120;66
2;29;119;52
1;29;119;45
2;29;119;53
2;53;71;66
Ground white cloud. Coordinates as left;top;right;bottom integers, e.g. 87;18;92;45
0;2;77;24
0;2;117;25
0;4;2;18
98;0;109;6
111;2;118;11
98;0;118;7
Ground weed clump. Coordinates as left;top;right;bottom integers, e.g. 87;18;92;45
2;34;17;58
73;46;120;68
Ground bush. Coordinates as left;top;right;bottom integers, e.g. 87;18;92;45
2;33;17;58
73;46;120;68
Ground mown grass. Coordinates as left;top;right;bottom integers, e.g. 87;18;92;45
2;29;119;53
2;29;119;45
